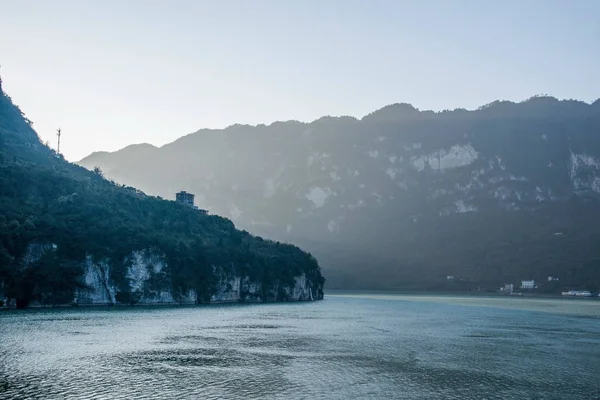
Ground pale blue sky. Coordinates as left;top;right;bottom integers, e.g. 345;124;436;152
1;0;598;161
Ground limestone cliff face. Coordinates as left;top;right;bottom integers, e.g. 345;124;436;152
0;243;322;308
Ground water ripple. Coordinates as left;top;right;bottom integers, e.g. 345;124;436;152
1;297;599;399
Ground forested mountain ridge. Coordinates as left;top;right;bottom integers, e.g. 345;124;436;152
80;96;600;291
0;78;324;308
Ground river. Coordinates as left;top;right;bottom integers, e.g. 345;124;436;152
1;294;599;399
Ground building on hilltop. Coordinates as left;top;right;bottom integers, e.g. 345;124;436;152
176;191;195;207
175;191;208;215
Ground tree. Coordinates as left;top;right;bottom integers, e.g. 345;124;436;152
92;166;104;177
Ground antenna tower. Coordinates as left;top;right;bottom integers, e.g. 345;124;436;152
57;128;62;155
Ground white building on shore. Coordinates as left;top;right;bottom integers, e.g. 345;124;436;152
521;280;535;289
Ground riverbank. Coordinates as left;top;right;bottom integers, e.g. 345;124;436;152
325;289;600;300
0;296;322;310
326;291;600;318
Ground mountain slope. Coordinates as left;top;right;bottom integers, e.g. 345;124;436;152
0;79;324;308
79;96;600;292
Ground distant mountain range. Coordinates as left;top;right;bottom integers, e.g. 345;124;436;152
79;96;600;291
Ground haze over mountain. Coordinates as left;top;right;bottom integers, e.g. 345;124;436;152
80;96;600;291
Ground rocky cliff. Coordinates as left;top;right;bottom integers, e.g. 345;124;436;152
0;243;318;308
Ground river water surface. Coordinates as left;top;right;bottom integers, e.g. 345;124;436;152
1;294;599;399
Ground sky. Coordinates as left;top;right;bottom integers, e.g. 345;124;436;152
0;0;598;161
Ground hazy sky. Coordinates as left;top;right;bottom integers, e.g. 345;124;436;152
1;0;598;161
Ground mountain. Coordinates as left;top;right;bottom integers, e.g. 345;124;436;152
79;96;600;292
0;78;324;308
81;143;159;174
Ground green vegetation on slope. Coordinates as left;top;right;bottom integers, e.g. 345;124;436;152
0;81;324;308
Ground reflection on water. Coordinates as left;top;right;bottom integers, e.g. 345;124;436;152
1;295;599;399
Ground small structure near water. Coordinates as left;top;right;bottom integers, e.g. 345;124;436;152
500;283;514;293
561;290;592;297
521;280;535;289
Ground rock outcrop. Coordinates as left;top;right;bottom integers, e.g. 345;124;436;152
0;244;322;308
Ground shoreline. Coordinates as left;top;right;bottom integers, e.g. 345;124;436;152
0;297;323;311
324;289;600;300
